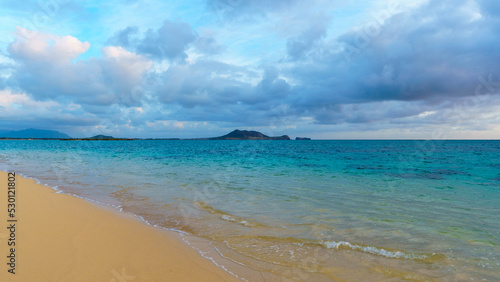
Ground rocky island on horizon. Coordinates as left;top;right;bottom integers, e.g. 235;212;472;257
61;134;134;141
207;129;291;140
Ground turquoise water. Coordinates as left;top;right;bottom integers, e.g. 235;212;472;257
0;140;499;280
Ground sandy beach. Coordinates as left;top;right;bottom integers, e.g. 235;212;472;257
0;171;239;282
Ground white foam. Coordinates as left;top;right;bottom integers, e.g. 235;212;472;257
179;234;248;281
322;240;427;260
221;214;234;222
221;214;255;227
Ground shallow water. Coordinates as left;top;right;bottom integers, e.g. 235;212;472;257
1;140;499;280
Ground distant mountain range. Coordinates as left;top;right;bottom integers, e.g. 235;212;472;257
0;128;71;139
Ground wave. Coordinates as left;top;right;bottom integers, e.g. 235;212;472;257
194;201;261;227
321;240;433;261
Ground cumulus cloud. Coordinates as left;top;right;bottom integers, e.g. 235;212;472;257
257;66;290;99
0;89;100;132
193;30;225;55
282;0;500;124
8;27;90;63
156;60;290;112
111;22;224;58
136;20;196;61
286;13;330;60
7;29;152;108
107;26;139;48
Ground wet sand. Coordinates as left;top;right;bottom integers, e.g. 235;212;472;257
0;171;238;281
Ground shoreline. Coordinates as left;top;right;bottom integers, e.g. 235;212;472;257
0;171;242;281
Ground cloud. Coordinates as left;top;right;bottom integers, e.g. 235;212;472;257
136;20;196;61
111;22;224;58
107;26;139;48
257;66;290;99
207;0;299;21
281;0;500;124
477;0;500;16
156;60;289;108
193;30;225;55
0;89;100;131
8;27;90;63
286;13;330;60
7;29;152;107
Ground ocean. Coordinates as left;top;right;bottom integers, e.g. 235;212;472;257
0;140;499;281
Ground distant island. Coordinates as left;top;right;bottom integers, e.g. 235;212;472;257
61;135;133;141
208;130;290;140
89;135;115;139
0;128;304;140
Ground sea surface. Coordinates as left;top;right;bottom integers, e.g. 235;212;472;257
0;140;499;281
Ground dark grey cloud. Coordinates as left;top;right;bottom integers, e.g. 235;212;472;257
281;0;500;124
107;26;139;47
257;66;290;98
193;35;225;54
286;13;330;60
137;20;196;61
152;60;291;125
157;60;289;107
478;0;500;16
111;22;224;58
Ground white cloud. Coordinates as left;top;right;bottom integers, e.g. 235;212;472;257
8;27;90;62
0;89;99;133
7;29;153;107
0;90;58;110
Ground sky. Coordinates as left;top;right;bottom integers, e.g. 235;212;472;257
1;0;500;139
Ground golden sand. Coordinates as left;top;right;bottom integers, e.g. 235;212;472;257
0;171;238;281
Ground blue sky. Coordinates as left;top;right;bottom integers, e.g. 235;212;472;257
1;0;500;139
